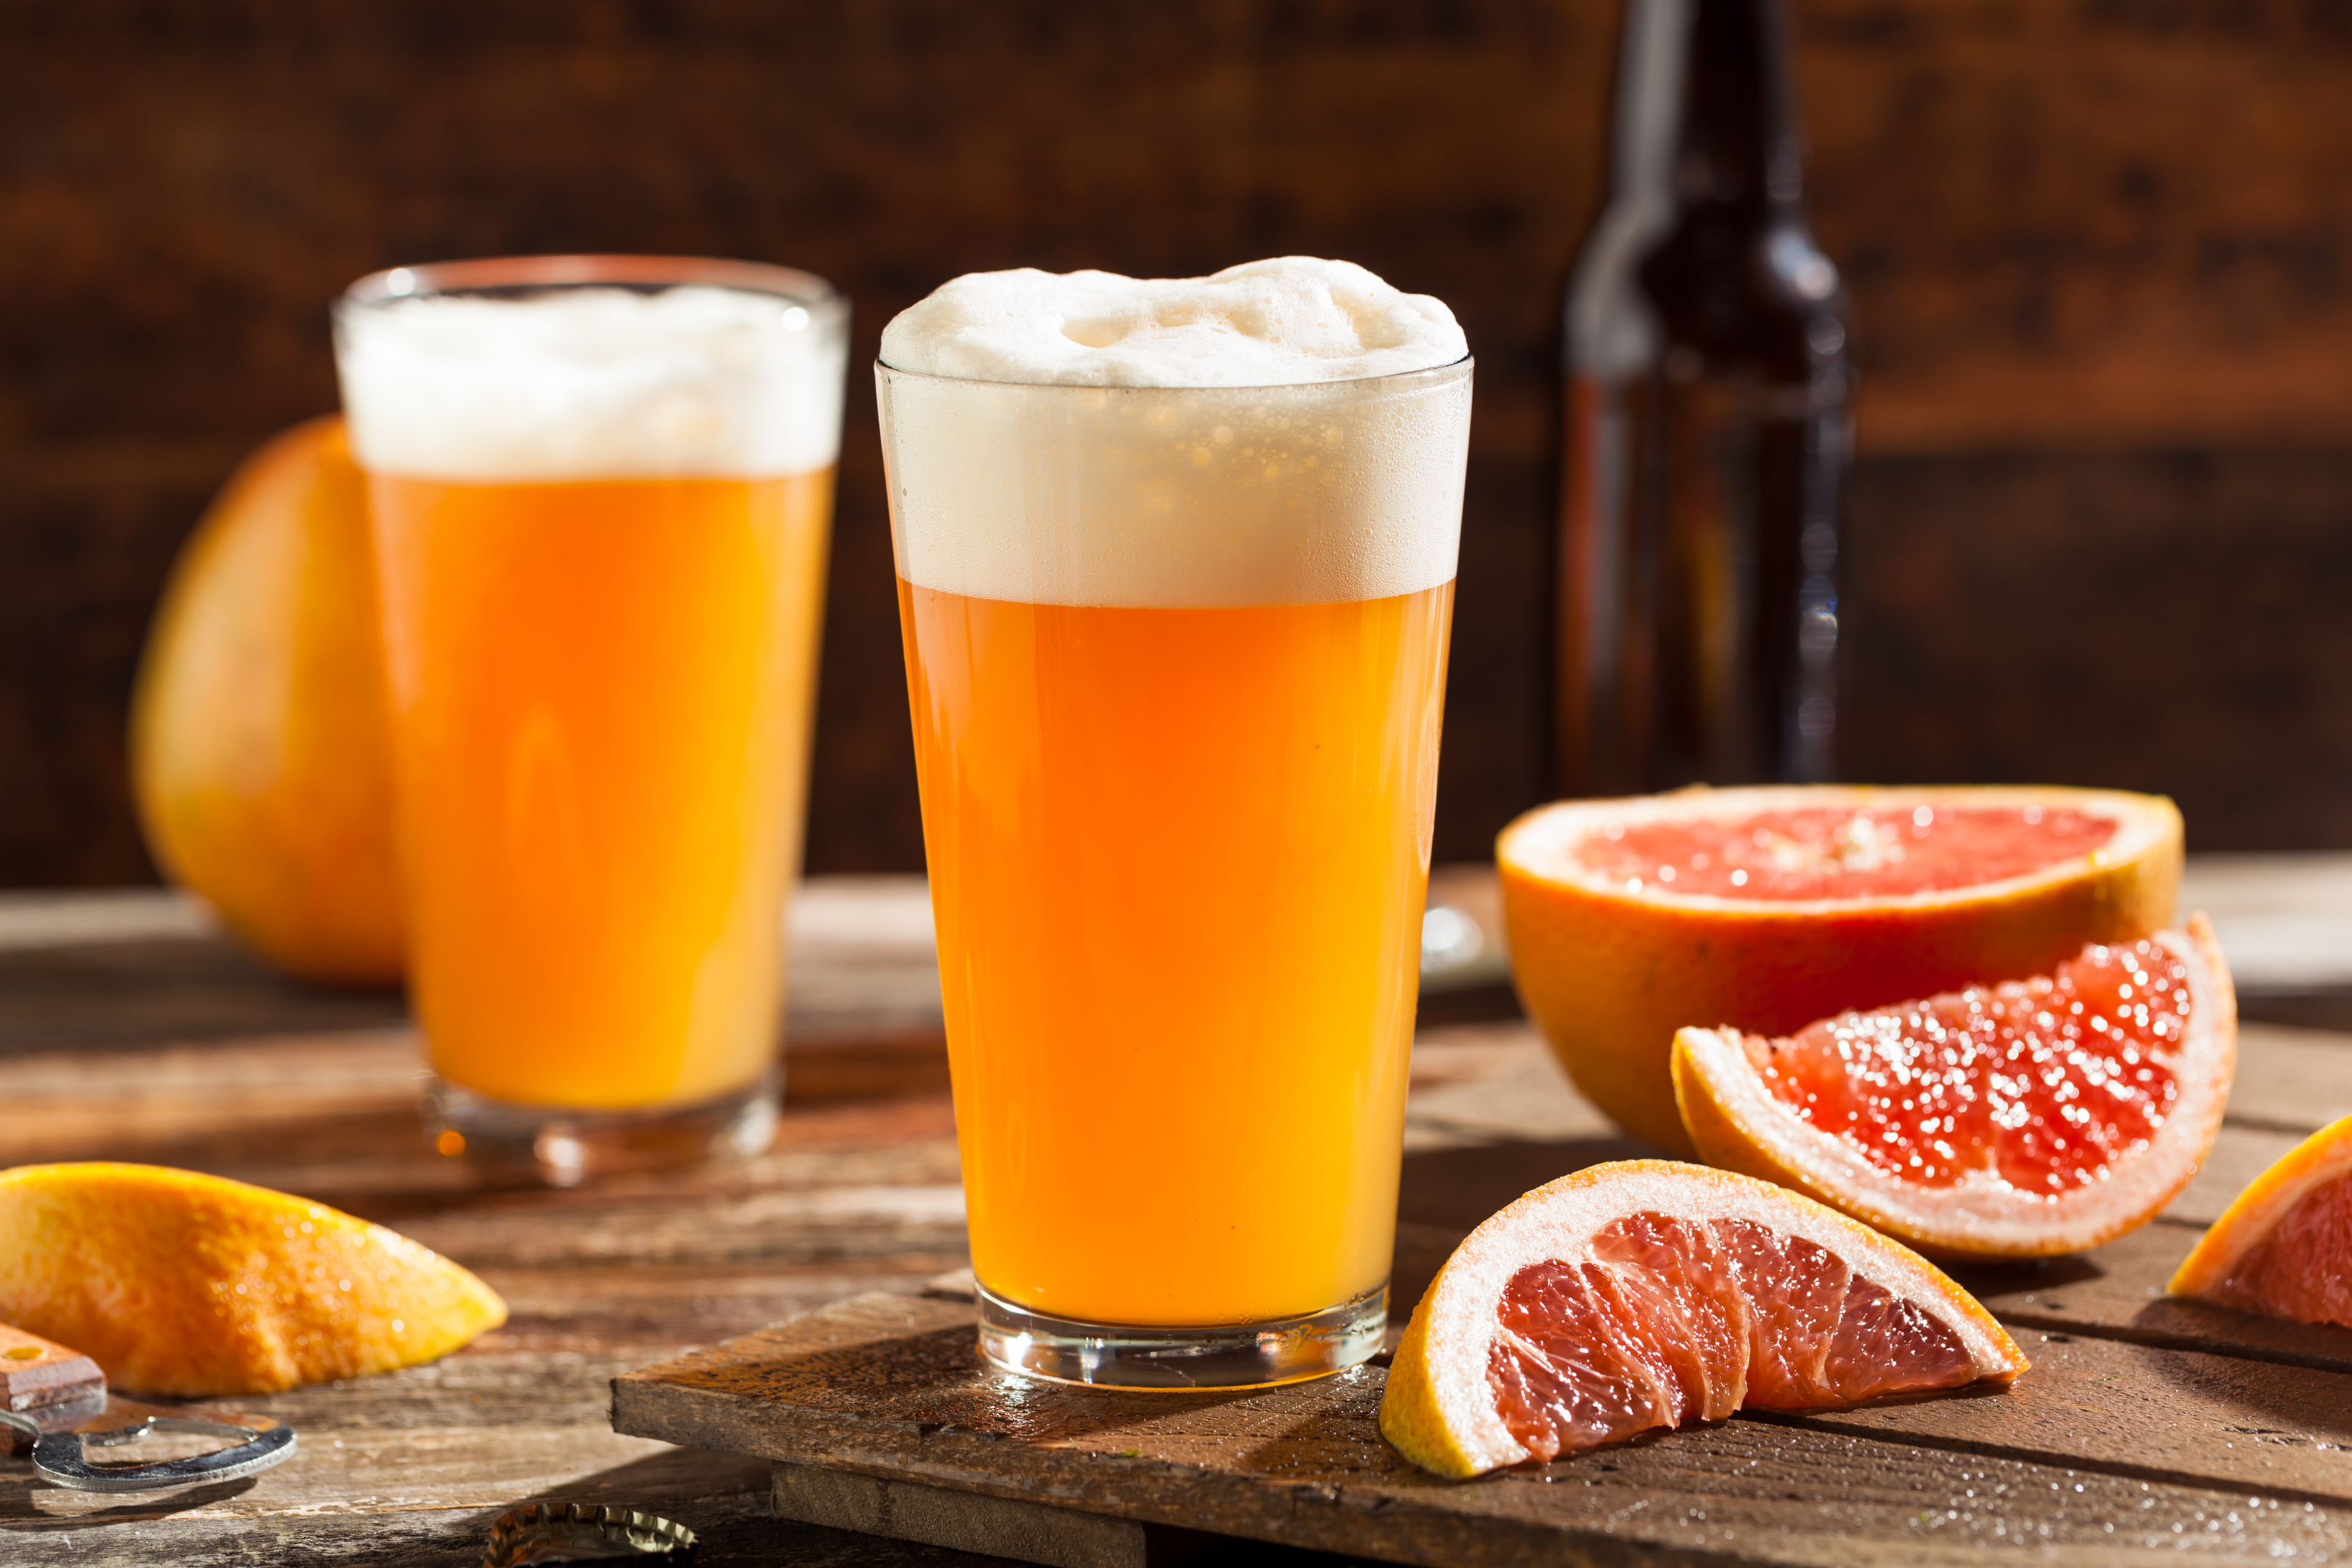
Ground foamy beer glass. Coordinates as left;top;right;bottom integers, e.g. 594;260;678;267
878;259;1471;1385
334;257;847;1183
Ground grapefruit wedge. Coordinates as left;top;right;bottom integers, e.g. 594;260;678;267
2170;1113;2352;1328
1499;785;2182;1154
1673;919;2235;1259
1379;1161;2026;1477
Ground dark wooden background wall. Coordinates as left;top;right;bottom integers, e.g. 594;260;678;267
4;0;2350;885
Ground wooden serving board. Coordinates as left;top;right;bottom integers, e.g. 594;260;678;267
611;1277;2352;1567
613;1013;2352;1568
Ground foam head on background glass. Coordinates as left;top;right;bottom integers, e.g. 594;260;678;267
334;256;848;1185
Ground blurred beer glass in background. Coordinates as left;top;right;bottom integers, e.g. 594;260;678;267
334;256;847;1184
879;335;1471;1387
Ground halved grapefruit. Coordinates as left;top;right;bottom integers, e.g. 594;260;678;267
1378;1161;2026;1477
1498;785;2183;1154
2169;1113;2352;1328
1673;919;2234;1259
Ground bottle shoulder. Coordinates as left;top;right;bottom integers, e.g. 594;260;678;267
1570;204;1848;375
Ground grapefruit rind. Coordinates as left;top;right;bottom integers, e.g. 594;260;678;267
2169;1112;2352;1303
1671;918;2234;1261
1498;785;2184;1155
1376;1160;2027;1479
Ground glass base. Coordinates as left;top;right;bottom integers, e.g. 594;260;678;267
422;1073;777;1187
975;1280;1387;1389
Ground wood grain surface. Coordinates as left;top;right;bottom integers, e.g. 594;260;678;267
6;873;2352;1564
613;1002;2352;1564
6;1;2352;888
619;1293;2352;1567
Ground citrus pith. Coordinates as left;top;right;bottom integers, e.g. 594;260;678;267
2170;1113;2352;1328
0;1163;505;1396
1498;785;2183;1154
1378;1160;2025;1477
130;415;405;984
1673;919;2235;1259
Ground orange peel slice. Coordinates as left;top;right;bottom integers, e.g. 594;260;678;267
0;1162;506;1396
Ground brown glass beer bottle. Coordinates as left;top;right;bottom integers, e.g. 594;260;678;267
1557;0;1853;794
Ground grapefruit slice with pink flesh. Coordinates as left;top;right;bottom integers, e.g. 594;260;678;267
1498;785;2183;1155
2170;1113;2352;1328
1378;1161;2027;1477
1672;919;2235;1259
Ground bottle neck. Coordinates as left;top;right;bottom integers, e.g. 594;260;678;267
1673;0;1805;220
1571;0;1832;377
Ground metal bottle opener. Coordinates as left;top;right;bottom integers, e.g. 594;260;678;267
1;1322;296;1492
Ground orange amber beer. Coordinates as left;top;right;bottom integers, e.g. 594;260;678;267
335;258;847;1180
879;259;1472;1385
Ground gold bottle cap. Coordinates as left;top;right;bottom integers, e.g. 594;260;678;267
483;1501;698;1565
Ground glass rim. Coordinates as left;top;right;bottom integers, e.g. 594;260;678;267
339;254;845;319
871;350;1471;396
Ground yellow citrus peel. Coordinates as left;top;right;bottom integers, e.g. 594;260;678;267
0;1162;505;1396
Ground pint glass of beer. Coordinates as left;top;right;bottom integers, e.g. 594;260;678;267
878;259;1471;1386
334;256;847;1183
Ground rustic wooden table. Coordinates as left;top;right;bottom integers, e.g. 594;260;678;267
4;861;2351;1565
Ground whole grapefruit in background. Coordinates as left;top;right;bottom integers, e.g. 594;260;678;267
0;1163;505;1397
129;416;404;984
1497;785;2184;1155
2170;1111;2352;1328
1673;918;2236;1259
1377;1160;2027;1477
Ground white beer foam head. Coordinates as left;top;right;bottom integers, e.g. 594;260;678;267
877;260;1471;607
878;257;1465;387
337;285;847;480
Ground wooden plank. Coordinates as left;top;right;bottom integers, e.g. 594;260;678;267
12;6;2352;885
1;1458;989;1568
620;1291;2352;1513
770;1463;1180;1568
0;922;985;1568
2223;1023;2352;1135
2170;1124;2306;1229
615;1292;2352;1567
0;889;216;950
0;1122;984;1565
1785;1328;2352;1504
2184;857;2352;995
0;1028;420;1164
0;902;1122;1561
1399;1020;2352;1380
4;1350;785;1551
7;889;2351;1564
1839;452;2352;857
1795;3;2352;451
0;936;409;1055
1955;1221;2352;1378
